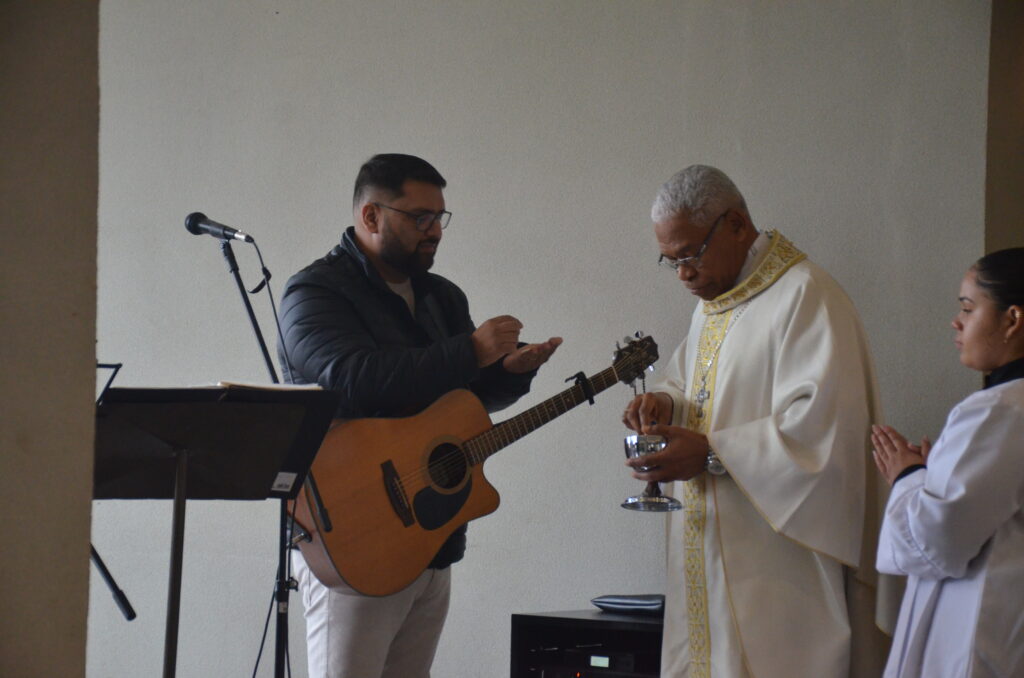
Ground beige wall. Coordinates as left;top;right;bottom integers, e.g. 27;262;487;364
86;2;990;677
986;0;1024;252
0;3;98;678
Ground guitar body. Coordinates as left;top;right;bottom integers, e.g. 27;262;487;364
291;334;659;597
295;389;498;597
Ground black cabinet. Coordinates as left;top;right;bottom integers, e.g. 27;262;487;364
511;609;662;678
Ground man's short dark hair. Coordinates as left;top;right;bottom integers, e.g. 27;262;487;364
353;154;447;208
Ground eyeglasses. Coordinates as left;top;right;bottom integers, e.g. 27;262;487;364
657;211;728;272
373;203;452;231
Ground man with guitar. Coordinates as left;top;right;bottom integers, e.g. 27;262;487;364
621;165;895;677
277;153;561;678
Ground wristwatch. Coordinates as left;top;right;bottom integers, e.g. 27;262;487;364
705;445;727;476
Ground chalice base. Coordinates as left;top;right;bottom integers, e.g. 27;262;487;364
621;493;682;512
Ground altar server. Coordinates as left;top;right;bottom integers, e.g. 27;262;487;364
873;247;1024;678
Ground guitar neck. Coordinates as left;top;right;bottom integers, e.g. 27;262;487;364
464;366;620;465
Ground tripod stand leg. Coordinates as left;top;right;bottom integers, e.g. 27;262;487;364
90;544;137;621
163;450;188;678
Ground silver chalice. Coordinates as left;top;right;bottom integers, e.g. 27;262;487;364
621;434;682;512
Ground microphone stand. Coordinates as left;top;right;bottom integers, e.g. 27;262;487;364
219;240;327;678
221;241;278;380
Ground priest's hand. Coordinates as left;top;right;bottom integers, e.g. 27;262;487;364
626;423;707;482
871;424;929;486
622;392;673;433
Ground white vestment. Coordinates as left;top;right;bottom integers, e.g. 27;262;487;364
654;231;894;678
877;378;1024;678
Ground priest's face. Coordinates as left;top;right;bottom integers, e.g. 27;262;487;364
654;209;750;301
952;269;1015;372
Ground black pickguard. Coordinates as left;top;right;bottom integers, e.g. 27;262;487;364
411;442;472;530
412;478;473;530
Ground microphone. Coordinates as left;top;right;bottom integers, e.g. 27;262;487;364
185;212;254;243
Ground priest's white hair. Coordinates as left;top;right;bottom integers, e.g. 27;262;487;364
651;164;749;227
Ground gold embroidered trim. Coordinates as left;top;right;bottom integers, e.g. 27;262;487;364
711;478;755;678
702;231;806;315
681;308;733;678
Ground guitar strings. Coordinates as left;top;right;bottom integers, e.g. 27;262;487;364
396;377;605;489
391;350;650;491
395;352;648;490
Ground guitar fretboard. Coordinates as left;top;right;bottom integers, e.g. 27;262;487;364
463;365;621;465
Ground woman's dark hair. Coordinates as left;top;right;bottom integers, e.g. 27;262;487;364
973;247;1024;309
352;154;446;208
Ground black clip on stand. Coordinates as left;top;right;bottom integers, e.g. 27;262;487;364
220;239;331;678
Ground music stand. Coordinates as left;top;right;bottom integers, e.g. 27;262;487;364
94;384;339;678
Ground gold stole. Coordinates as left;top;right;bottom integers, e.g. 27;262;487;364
679;231;806;676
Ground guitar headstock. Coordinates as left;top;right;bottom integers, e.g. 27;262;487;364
612;333;659;385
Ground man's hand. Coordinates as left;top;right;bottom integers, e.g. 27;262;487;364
871;424;930;486
622;392;673;433
626;424;707;482
472;315;524;367
502;337;563;374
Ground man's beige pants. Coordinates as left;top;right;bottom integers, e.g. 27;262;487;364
292;550;451;678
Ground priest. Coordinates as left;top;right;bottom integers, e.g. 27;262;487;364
622;165;896;678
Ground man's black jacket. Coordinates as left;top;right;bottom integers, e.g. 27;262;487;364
278;226;535;568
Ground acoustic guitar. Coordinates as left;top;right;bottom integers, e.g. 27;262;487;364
291;335;658;596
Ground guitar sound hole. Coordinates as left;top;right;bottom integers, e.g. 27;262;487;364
427;443;468;490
